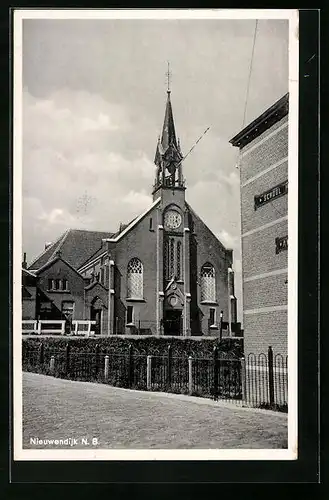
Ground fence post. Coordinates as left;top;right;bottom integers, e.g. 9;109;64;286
49;355;55;375
39;342;44;366
188;356;193;395
268;346;275;406
240;356;247;403
65;343;71;375
167;344;172;390
213;345;218;401
128;344;133;388
95;344;100;378
147;355;152;390
104;355;109;381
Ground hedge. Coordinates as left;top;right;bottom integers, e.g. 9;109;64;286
22;335;243;358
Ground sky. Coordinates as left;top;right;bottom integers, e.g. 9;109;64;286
21;16;289;322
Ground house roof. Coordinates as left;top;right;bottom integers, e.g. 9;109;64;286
229;93;289;149
22;286;37;300
78;246;108;271
22;268;37;277
28;229;114;271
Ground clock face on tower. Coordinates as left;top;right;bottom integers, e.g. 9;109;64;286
164;210;182;230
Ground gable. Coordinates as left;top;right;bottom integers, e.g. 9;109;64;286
107;198;161;243
85;283;108;308
36;257;85;283
186;203;228;256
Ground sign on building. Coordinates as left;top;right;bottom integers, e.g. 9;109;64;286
254;181;288;210
275;235;288;254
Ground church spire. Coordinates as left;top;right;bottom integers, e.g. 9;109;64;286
153;66;184;195
160;90;178;153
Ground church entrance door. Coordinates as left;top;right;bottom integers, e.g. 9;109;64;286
163;310;182;336
90;307;102;336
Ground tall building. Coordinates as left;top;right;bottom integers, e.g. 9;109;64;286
24;88;240;337
230;93;289;357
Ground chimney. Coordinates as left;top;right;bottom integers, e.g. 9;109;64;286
22;252;27;269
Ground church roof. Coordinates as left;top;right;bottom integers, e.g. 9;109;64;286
106;197;161;242
78;245;108;271
28;229;114;271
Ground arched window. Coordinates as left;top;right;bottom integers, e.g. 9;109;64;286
169;239;175;278
200;263;216;302
176;241;182;280
127;258;143;298
164;240;169;280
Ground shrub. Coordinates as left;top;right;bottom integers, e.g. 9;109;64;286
22;336;243;358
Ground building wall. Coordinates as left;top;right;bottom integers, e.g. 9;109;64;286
114;206;159;334
239;114;288;357
85;282;109;335
22;293;37;320
106;197;233;337
37;259;86;320
22;272;37;320
189;209;232;336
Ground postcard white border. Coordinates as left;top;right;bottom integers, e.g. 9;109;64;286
13;8;299;462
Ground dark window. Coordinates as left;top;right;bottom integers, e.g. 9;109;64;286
164;239;170;279
127;306;133;324
176;240;182;280
62;301;74;317
55;279;60;290
105;265;110;286
169;238;175;278
100;268;105;284
209;308;216;326
149;218;153;230
62;279;68;291
40;301;52;313
48;279;53;290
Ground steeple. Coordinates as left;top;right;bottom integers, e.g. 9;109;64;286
160;91;178;152
153;72;184;196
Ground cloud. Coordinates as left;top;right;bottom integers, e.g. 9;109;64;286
22;88;159;259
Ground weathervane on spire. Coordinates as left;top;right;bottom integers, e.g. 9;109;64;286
166;61;172;93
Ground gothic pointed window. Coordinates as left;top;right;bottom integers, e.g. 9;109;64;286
164;239;170;280
176;240;182;280
127;258;143;299
200;263;216;302
169;238;175;278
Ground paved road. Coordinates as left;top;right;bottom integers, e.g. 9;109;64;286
23;372;288;449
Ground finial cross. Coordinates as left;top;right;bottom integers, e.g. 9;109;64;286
166;61;172;92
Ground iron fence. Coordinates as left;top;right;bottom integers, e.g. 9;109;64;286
22;343;288;411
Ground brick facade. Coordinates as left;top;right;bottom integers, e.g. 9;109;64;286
230;94;289;358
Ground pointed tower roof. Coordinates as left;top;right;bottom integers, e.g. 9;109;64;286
161;91;178;152
154;90;182;167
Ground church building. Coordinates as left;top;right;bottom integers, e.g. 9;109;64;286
24;87;239;337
